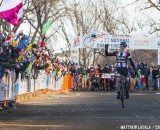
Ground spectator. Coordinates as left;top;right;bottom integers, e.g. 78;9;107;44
128;66;135;91
102;65;111;73
152;66;158;90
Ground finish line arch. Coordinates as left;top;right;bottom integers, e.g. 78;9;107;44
72;31;160;64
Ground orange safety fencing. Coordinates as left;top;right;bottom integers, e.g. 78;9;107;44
61;74;74;93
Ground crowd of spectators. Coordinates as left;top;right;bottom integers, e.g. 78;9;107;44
58;62;160;92
0;29;60;82
0;30;160;92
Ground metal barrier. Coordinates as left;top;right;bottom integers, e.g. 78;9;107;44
0;70;63;103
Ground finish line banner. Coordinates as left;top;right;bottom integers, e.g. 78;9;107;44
72;32;160;50
130;37;160;50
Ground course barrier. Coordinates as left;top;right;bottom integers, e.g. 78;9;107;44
0;71;74;106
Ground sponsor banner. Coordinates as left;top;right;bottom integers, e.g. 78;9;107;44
72;33;132;49
130;37;155;50
95;33;110;48
72;31;110;49
108;35;131;50
72;31;160;50
101;73;115;78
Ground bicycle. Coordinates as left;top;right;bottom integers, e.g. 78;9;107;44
116;74;128;108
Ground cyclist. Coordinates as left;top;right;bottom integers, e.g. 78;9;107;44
105;42;136;99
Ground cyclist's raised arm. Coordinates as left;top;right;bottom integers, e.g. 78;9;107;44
128;54;136;70
105;44;116;56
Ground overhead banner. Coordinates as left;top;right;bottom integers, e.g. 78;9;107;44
130;37;160;50
72;31;160;50
72;33;131;50
72;31;110;49
108;35;131;50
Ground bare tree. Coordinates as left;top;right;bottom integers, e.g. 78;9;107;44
135;0;160;35
128;0;160;65
25;0;65;42
56;0;135;66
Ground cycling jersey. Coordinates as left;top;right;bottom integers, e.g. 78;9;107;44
105;49;135;76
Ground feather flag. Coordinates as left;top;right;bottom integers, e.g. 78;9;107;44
26;42;33;51
0;0;23;26
42;20;52;35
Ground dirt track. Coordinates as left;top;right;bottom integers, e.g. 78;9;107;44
0;91;160;130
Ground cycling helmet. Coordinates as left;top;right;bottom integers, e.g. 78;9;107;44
120;41;127;47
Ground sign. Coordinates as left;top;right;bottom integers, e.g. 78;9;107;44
72;32;160;50
72;33;132;49
72;31;110;49
129;37;157;50
72;31;160;68
101;73;115;78
108;35;131;50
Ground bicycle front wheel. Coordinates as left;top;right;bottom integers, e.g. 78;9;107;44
121;91;124;108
